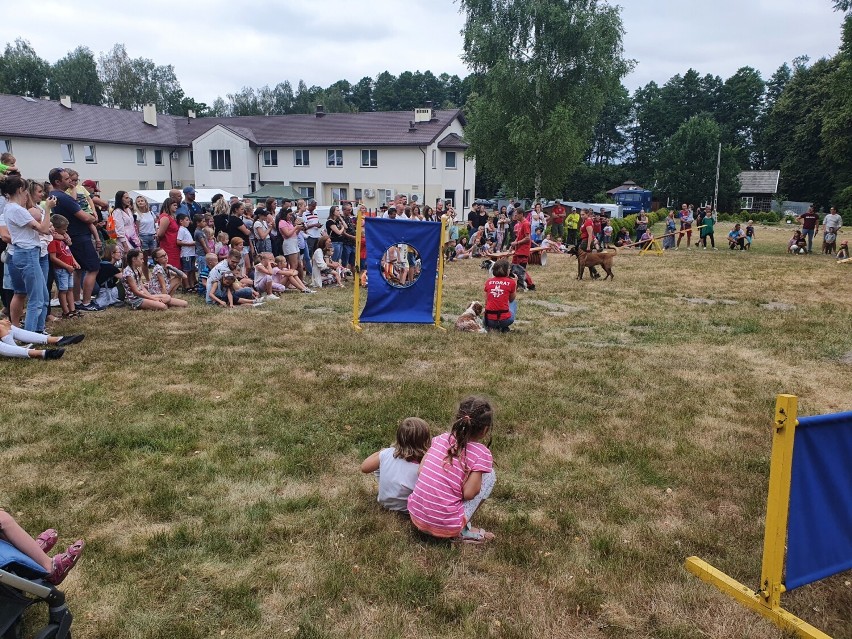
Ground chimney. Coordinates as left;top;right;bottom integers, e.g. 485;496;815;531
187;109;196;119
59;95;72;109
143;103;158;127
41;95;50;101
425;100;433;109
409;120;417;132
315;104;325;117
414;106;431;123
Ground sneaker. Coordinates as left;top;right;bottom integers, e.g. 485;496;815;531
46;539;84;585
74;301;83;310
56;334;85;347
36;529;58;553
252;301;265;307
79;303;102;312
302;288;317;294
43;348;65;360
49;298;61;307
266;293;280;301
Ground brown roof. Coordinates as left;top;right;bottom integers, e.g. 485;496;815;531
436;133;469;149
0;95;464;149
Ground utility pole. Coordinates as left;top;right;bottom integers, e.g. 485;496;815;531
713;142;721;212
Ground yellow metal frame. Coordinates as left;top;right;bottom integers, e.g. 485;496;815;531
351;212;447;331
639;238;664;255
685;394;832;639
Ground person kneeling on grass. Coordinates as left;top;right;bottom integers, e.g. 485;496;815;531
360;417;432;513
0;509;84;584
0;318;83;360
407;396;497;544
728;224;746;250
483;259;516;333
211;271;261;307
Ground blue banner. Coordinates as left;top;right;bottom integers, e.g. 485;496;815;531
360;218;440;324
786;410;852;590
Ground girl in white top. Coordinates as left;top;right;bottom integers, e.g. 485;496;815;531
311;236;344;288
360;417;432;513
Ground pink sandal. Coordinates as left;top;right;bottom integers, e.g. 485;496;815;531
47;539;84;585
36;529;58;553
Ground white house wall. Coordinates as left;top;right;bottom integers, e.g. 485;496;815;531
5;137;194;199
190;126;255;196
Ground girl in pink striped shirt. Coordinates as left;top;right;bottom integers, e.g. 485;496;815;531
407;397;497;544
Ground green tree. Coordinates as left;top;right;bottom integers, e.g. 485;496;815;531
460;0;631;196
372;71;398;111
98;44;189;114
0;39;50;97
656;115;740;210
350;76;374;112
588;84;631;165
717;67;765;167
49;46;103;104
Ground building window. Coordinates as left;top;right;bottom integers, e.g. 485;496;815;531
354;188;363;202
210;149;231;171
463;190;470;208
295;185;315;199
332;188;348;202
0;140;11;154
444;190;456;208
445;151;457;169
294;149;310;166
83;144;96;164
360;149;378;167
263;150;278;167
431;149;436;169
136;149;146;165
741;196;754;210
154;149;164;166
188;150;194;167
378;188;394;204
139;181;149;190
156;181;165;190
327;149;343;167
60;143;74;163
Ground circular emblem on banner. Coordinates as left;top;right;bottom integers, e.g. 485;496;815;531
380;243;422;288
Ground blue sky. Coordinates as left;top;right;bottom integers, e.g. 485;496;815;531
9;0;848;104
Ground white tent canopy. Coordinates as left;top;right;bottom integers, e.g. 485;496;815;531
129;189;239;212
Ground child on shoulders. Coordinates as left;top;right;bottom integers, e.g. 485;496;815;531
407;396;497;544
360;418;431;513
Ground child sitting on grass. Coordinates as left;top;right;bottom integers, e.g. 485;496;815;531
254;252;284;300
197;253;217;295
212;271;261;307
272;255;314;293
360;417;432;513
0;509;84;584
407;396;497;544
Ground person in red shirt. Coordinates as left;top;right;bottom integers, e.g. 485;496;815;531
509;207;535;290
549;200;566;241
483;259;516;332
579;209;595;251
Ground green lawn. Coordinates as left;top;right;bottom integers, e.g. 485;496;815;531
2;222;851;639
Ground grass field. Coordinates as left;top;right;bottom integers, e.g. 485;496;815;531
2;221;851;639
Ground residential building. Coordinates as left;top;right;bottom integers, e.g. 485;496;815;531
0;95;475;212
738;170;780;212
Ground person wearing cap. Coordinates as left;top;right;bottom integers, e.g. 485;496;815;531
177;186;203;232
565;207;580;246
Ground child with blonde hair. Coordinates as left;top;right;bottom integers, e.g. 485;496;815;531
215;231;230;262
361;418;432;512
272;255;314;293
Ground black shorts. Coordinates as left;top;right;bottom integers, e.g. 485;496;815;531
69;235;100;272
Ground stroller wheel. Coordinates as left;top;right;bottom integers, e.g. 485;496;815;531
34;625;70;639
2;621;22;639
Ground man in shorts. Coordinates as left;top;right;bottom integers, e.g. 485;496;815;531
48;168;101;311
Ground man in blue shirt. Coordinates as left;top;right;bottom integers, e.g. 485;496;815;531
48;168;101;311
177;186;203;232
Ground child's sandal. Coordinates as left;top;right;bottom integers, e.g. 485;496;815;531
36;529;58;553
47;539;85;585
452;526;495;545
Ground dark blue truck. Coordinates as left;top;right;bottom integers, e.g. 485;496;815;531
614;188;652;215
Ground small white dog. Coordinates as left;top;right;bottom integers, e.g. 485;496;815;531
455;301;487;333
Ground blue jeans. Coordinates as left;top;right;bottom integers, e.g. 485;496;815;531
11;247;48;332
341;244;355;268
803;228;815;252
332;242;343;263
301;244;313;276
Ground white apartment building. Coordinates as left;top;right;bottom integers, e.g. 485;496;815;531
0;95;475;211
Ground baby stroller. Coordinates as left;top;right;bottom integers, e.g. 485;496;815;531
0;541;72;639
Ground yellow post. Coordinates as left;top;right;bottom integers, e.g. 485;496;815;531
351;210;363;331
434;216;447;329
684;394;833;639
759;394;798;608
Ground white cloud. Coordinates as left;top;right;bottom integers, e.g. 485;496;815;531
5;0;847;104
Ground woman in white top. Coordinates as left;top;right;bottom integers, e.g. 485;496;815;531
135;196;158;280
311;236;343;288
112;191;139;258
2;175;54;333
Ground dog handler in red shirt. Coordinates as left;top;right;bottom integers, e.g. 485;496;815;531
509;206;535;290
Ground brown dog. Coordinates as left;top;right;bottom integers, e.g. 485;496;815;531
567;245;616;280
455;301;487;333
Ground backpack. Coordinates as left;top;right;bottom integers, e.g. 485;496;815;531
105;211;118;240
